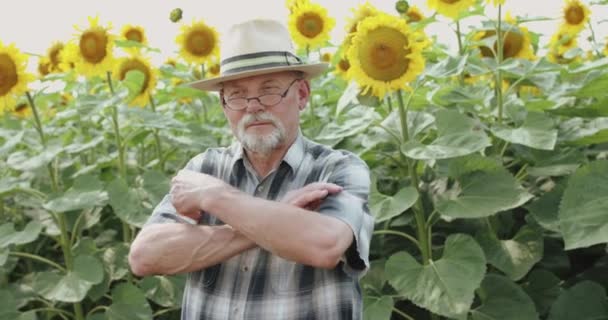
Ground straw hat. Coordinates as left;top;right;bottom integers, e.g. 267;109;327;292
189;19;328;91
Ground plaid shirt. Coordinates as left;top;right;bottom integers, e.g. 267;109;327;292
145;133;374;320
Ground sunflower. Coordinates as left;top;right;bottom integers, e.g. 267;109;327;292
12;102;31;118
486;0;505;6
547;28;580;63
320;52;332;62
176;20;220;65
63;16;115;77
38;57;51;77
334;55;351;81
404;5;425;23
207;59;221;77
476;20;535;60
45;42;66;73
427;0;476;19
121;24;148;45
0;42;33;114
113;53;157;106
347;14;426;98
288;1;335;50
345;2;381;34
561;0;590;34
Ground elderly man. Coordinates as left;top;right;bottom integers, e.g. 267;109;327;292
128;19;374;320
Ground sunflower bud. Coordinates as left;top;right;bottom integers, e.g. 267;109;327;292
170;8;183;23
395;0;409;14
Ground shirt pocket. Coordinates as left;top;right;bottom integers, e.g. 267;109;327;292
270;256;315;295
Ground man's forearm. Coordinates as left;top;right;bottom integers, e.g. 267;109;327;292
129;223;256;276
204;189;353;268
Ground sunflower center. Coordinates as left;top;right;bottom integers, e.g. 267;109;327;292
479;29;524;59
49;44;64;65
119;59;151;94
79;30;108;64
186;30;214;57
338;58;350;72
0;53;18;96
565;5;584;25
125;29;144;43
407;11;422;22
358;27;410;82
297;13;324;38
440;0;460;4
15;103;28;113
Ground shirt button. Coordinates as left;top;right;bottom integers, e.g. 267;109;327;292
242;265;249;272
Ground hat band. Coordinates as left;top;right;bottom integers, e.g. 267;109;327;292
220;51;302;75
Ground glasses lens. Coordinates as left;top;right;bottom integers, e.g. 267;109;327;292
227;98;247;110
259;94;282;106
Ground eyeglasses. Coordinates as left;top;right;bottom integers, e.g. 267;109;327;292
223;78;301;111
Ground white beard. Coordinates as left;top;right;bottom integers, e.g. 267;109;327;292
236;112;287;154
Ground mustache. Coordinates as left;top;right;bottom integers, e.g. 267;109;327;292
239;112;279;128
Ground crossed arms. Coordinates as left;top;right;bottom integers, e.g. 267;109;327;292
128;170;354;276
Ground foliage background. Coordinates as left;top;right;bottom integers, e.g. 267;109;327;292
1;0;608;319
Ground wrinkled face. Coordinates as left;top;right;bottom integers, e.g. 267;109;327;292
220;71;309;154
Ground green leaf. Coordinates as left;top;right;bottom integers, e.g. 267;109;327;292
33;255;104;303
522;269;562;317
476;225;544;280
7;145;63;171
0;131;24;155
0;221;43;248
139;275;183;308
106;283;153;320
363;296;394;320
402;110;491;160
437;154;501;178
316;106;379;141
123;69;145;102
107;179;148;227
548;98;608;118
369;178;418;223
142;170;170;205
64;136;105;154
558;160;608;250
575;72;608;98
425;54;468;78
361;259;387;294
560;118;608;146
0;247;7;266
436;169;533;219
526;183;565;233
470;274;538;320
336;81;360;116
547;281;608;320
103;243;130;281
492;112;557;150
385;234;486;318
44;174;108;213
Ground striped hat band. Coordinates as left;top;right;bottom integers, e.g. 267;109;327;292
220;51;303;75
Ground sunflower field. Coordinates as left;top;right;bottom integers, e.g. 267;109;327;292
2;0;608;319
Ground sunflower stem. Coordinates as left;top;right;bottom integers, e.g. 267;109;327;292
496;4;504;124
149;96;164;171
9;252;66;272
26;91;59;192
455;21;465;85
396;89;431;265
587;20;602;57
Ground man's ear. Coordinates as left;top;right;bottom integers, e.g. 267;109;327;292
219;89;226;108
297;80;311;111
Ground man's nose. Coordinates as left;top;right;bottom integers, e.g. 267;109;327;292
245;97;265;113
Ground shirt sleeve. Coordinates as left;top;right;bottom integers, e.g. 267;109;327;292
143;154;205;227
317;152;374;278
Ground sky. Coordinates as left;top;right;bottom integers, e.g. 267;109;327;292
1;0;607;69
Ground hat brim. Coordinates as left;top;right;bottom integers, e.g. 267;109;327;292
187;63;329;91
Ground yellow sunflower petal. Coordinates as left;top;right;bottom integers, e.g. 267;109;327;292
486;0;505;6
345;2;381;34
427;0;476;19
347;14;426;98
176;20;220;65
121;24;148;45
113;53;158;107
288;1;335;50
0;42;34;114
561;0;590;34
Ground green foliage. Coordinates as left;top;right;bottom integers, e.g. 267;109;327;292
1;3;608;320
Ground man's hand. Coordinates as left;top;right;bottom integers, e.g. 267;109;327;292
170;169;231;220
282;182;342;211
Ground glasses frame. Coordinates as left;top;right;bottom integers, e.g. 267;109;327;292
223;78;301;111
